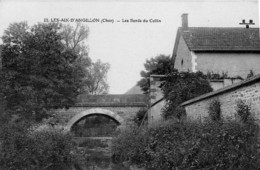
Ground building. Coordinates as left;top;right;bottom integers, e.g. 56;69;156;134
148;14;260;124
172;14;260;79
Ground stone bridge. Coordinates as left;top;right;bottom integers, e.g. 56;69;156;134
54;94;149;131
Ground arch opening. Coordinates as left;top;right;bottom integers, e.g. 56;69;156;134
71;114;119;137
66;108;124;133
72;113;121;127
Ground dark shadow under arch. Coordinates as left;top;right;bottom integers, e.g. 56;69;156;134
66;108;124;131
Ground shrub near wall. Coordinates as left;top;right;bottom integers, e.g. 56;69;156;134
111;120;260;169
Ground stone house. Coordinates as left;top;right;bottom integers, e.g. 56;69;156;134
172;14;260;80
148;14;260;124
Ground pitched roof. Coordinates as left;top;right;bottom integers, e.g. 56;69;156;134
180;27;260;51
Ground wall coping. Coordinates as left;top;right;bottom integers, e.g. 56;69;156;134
181;74;260;106
76;94;149;104
151;97;165;107
150;74;167;78
74;102;147;107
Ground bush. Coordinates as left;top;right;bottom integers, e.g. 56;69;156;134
236;100;251;123
111;123;148;166
162;70;213;119
111;119;260;169
0;122;76;170
208;99;222;121
132;108;148;126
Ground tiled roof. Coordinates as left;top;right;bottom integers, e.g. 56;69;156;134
180;27;260;51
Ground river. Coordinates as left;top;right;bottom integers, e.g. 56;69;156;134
73;137;130;170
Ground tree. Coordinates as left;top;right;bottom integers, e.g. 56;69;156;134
60;23;92;91
85;59;110;95
1;22;88;121
137;54;172;94
60;23;110;95
162;70;213;119
60;22;89;58
132;108;148;126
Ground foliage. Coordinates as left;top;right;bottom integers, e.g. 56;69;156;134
247;69;255;79
208;99;222;121
206;71;228;79
1;22;88;121
132;108;148;126
60;22;89;59
0;122;76;170
85;59;110;94
61;23;110;95
60;23;92;93
236;100;251;123
111;119;260;170
206;71;243;80
162;70;213;119
111;124;148;165
137;54;172;94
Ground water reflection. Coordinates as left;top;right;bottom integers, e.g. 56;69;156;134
73;137;129;170
71;115;129;170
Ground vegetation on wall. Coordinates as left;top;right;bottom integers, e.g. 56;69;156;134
132;108;148;126
208;99;222;122
162;70;213;119
247;69;255;79
206;71;243;80
236;100;252;123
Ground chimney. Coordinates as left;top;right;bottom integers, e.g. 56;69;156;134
182;13;188;30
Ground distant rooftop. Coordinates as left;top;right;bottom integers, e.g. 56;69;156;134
125;85;143;94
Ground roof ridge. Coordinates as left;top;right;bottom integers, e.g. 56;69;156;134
180;27;259;29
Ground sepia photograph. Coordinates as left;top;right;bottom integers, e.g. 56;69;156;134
0;0;259;169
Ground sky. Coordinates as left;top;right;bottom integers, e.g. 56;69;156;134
0;0;259;94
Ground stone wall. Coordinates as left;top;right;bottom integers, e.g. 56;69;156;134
76;94;148;105
182;75;260;122
209;78;242;91
149;75;166;124
52;94;148;128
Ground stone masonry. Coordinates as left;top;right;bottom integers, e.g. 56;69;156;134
53;94;148;129
182;75;260;122
149;75;166;124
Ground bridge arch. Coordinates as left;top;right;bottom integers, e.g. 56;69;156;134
66;108;124;131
